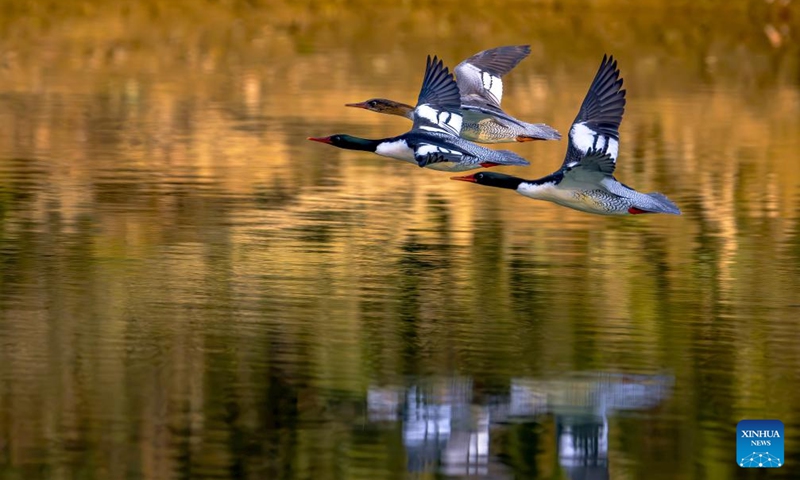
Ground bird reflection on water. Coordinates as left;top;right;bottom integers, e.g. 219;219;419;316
367;372;673;478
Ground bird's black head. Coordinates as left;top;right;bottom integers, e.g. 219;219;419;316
451;171;524;190
307;134;379;151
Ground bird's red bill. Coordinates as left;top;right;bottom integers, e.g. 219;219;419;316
307;136;333;144
344;102;369;109
450;174;477;183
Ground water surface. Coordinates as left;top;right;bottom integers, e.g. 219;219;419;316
1;1;800;478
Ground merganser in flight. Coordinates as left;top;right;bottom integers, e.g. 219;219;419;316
345;45;561;144
308;55;531;172
451;55;680;216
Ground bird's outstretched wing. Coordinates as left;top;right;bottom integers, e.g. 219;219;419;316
562;55;626;170
455;45;531;108
412;55;463;137
563;148;617;184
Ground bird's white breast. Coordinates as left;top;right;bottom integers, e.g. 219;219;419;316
518;181;620;215
517;181;573;202
375;139;415;162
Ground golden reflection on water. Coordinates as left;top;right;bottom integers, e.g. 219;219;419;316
1;1;800;479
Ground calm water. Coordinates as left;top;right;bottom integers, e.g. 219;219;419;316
1;1;800;479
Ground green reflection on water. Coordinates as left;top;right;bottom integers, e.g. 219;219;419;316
1;0;800;479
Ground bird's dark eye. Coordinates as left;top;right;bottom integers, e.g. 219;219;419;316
368;101;377;108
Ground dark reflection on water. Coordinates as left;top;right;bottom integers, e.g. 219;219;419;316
1;0;800;479
366;373;673;479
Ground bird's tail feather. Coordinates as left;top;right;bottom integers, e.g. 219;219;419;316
519;123;562;141
645;192;681;215
494;150;530;166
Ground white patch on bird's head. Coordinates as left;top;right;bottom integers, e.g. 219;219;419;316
415;104;463;136
375;139;415;162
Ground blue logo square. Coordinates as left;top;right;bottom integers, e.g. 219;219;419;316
737;419;784;468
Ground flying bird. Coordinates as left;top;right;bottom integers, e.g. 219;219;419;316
308;55;532;172
345;45;560;143
451;55;680;215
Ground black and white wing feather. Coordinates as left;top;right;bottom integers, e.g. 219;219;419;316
455;45;531;108
416;151;455;168
562;54;626;169
413;143;466;168
412;55;463;137
563;148;616;181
